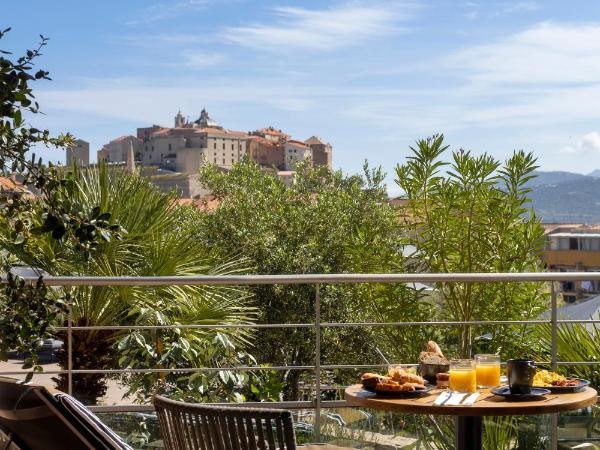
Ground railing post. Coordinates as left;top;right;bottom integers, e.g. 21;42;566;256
314;283;321;442
67;301;73;396
550;281;558;450
551;281;558;371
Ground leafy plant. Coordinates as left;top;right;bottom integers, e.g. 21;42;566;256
0;273;66;375
533;323;600;389
3;165;256;404
0;28;122;375
395;135;548;357
0;28;122;256
198;160;419;398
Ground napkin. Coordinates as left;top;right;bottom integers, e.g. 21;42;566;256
433;391;451;405
445;393;467;405
462;392;480;405
432;391;480;406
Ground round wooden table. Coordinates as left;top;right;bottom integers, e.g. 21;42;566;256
345;384;598;450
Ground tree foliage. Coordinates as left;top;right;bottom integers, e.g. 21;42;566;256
0;28;124;372
198;160;428;398
3;165;256;404
395;135;547;357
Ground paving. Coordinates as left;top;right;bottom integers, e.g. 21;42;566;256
0;358;129;405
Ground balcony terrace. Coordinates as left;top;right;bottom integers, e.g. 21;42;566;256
1;272;599;449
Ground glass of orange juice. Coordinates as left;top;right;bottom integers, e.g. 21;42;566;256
449;359;477;393
475;354;501;388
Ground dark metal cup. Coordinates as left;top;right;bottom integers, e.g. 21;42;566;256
507;359;536;394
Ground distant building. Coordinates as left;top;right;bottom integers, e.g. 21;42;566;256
543;223;600;302
135;109;248;172
98;108;333;196
284;140;312;170
98;135;142;163
66;139;89;167
248;136;284;169
305;136;332;168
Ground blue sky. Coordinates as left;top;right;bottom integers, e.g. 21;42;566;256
4;0;600;193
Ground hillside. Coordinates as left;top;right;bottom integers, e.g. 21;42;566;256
528;171;600;223
527;170;588;187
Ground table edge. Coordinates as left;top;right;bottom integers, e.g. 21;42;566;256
344;384;598;417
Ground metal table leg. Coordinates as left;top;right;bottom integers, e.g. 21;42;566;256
456;416;483;450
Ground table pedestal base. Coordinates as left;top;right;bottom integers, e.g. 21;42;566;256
455;416;482;450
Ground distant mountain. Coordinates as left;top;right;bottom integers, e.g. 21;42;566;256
588;169;600;178
526;170;588;187
528;171;600;223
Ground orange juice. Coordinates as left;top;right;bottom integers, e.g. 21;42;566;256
476;364;500;387
449;369;477;393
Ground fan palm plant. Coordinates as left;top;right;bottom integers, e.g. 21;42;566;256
0;165;255;404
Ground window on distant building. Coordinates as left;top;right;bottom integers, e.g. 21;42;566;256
168;143;172;151
214;157;217;163
569;238;579;250
223;158;225;164
152;146;154;151
214;142;216;149
223;142;225;149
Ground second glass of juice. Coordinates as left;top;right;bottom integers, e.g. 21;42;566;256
449;359;477;393
475;354;501;388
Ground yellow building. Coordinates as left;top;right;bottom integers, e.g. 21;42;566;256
543;224;600;302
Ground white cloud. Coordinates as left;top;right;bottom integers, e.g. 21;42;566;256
221;2;413;52
562;132;600;154
495;2;540;16
127;0;208;26
449;22;600;84
180;50;227;68
463;2;540;20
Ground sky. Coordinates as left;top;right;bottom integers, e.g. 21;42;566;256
4;0;600;194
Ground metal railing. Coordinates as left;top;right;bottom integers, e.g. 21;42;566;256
3;272;600;445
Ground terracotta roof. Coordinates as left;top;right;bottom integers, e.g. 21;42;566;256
0;177;32;197
305;136;328;145
255;127;289;136
287;140;310;148
176;195;220;212
544;223;600;235
249;136;277;146
0;177;18;190
388;197;409;207
156;127;248;138
111;135;141;143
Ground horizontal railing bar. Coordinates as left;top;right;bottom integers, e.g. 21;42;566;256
60;365;316;374
48;318;600;332
8;272;600;286
90;400;349;413
52;323;315;331
85;396;600;414
5;360;600;378
321;320;550;327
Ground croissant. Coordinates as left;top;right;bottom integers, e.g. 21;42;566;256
388;367;425;385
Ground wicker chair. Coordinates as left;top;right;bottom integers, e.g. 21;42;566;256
154;396;298;450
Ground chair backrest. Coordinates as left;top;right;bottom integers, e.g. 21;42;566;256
0;377;131;450
153;396;297;450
